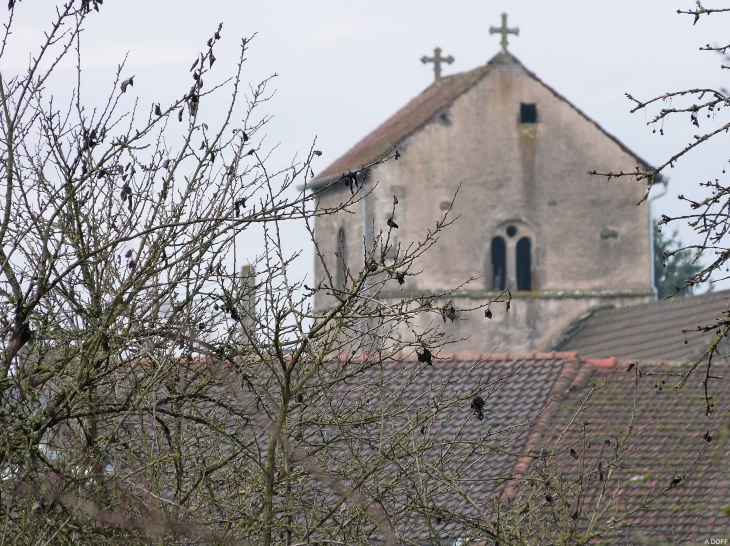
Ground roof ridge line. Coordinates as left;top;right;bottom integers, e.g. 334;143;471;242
503;356;583;497
585;356;616;368
374;351;581;362
309;63;493;187
310;54;658;191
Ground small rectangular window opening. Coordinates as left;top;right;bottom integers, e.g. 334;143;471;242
520;103;537;124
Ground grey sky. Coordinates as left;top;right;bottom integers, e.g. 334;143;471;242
4;1;729;290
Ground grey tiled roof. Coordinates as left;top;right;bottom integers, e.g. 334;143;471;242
551;290;730;362
314;352;577;474
299;352;578;542
199;351;729;543
310;353;730;542
545;359;730;543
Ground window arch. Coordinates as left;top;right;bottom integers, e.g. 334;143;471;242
489;221;537;292
516;237;531;291
336;227;346;290
491;236;506;291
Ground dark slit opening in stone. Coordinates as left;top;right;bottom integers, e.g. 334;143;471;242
516;237;532;291
336;227;346;290
491;236;506;291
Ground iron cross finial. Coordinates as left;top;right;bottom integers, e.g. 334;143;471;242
489;13;519;53
421;47;454;82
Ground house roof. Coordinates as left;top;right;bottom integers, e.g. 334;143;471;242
319;350;579;480
319;352;730;541
544;359;730;542
384;351;579;488
304;351;579;542
308;52;656;192
551;289;730;362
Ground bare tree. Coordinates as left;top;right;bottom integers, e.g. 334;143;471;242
0;2;515;544
588;1;730;411
0;2;715;545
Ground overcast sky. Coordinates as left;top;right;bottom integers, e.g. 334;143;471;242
4;1;730;291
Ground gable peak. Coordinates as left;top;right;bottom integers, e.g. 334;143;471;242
487;50;522;67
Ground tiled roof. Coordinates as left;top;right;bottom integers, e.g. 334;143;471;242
309;52;656;191
552;289;730;362
316;351;578;480
303;352;578;542
543;359;730;543
390;353;577;491
311;353;729;541
310;64;493;186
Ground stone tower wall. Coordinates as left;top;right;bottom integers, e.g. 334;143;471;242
312;58;653;353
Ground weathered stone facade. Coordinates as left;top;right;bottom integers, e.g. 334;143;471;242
310;52;654;354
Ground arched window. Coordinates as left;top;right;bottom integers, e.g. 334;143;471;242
491;236;506;291
490;222;537;291
516;237;531;291
336;227;346;290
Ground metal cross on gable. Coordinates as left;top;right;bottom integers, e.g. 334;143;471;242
421;47;454;82
489;13;519;53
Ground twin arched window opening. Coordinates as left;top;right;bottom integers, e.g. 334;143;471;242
336;225;530;292
491;227;532;291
